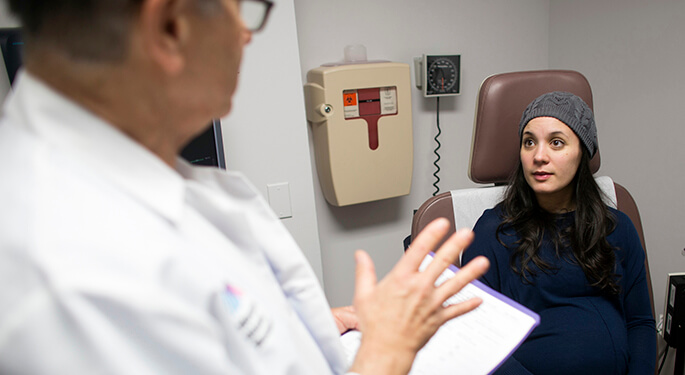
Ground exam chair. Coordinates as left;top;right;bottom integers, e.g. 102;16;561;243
410;70;657;371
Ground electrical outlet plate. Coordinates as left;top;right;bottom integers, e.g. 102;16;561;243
414;54;461;97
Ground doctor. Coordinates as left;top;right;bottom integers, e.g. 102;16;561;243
0;0;489;374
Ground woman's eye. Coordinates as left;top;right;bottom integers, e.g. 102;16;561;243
523;139;534;147
551;139;564;147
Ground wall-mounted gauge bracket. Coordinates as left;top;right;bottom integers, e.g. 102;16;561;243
414;54;461;97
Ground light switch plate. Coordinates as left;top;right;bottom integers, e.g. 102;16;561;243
267;182;293;219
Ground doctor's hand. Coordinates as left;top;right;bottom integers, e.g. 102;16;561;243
348;218;489;375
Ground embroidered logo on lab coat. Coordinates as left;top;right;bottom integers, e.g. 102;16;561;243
214;284;272;347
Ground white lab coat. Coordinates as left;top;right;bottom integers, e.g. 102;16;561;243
0;72;348;374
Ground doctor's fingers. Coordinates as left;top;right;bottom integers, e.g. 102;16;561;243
433;255;489;314
421;228;475;282
397;218;452;274
353;250;378;301
440;295;484;323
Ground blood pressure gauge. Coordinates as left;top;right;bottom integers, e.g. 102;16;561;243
414;54;461;97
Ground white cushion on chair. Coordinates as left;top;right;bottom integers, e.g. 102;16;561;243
451;176;616;265
595;175;618;209
450;176;617;231
450;186;507;230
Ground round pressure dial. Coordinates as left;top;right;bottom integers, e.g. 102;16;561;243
425;55;460;96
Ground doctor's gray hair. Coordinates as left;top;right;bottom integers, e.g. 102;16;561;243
6;0;221;62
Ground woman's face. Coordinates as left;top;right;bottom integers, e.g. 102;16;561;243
520;117;583;211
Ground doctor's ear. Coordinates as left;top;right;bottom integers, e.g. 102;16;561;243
137;0;192;75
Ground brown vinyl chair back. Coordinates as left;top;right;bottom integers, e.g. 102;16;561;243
469;70;600;183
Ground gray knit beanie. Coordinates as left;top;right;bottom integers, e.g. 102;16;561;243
519;91;598;158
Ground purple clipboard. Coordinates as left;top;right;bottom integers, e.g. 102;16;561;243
428;252;540;374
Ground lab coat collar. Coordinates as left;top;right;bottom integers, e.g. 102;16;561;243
4;71;186;224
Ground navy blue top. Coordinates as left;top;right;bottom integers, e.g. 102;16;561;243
461;206;656;375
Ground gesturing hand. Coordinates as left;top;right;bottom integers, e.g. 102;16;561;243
348;218;489;375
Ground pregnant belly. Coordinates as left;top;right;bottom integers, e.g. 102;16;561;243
513;303;628;375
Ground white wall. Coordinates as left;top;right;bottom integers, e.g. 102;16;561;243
0;1;16;25
294;0;550;307
549;0;685;370
220;0;325;283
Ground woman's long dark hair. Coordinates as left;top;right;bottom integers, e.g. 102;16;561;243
496;150;620;294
